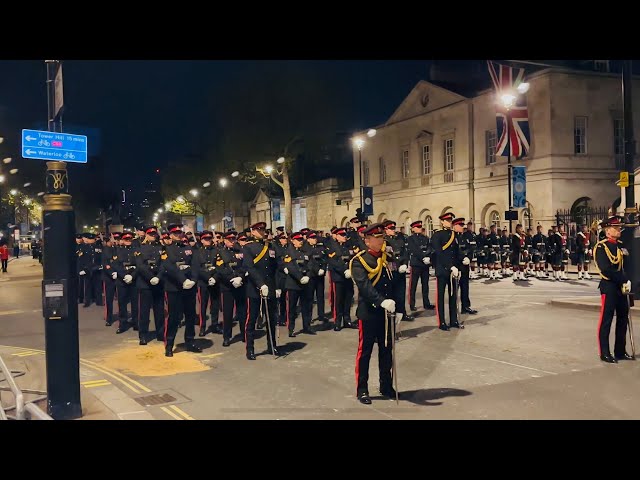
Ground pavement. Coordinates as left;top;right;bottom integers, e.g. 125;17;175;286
3;257;640;420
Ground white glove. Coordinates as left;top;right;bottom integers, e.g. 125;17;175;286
123;274;133;284
260;285;269;297
623;280;632;294
79;270;86;276
231;277;243;288
276;289;282;298
621;248;630;256
111;272;117;280
587;249;592;255
284;267;289;275
179;264;190;270
423;257;431;265
398;265;408;274
565;249;570;255
318;269;325;276
462;257;470;266
451;266;460;278
344;269;352;279
182;279;195;289
380;299;396;313
150;277;160;286
208;277;216;286
300;276;310;285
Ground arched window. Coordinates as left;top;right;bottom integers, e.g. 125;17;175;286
425;215;434;236
571;197;592;225
490;210;501;228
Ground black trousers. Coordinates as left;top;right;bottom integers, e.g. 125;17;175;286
165;289;197;348
90;270;103;306
103;279;116;324
197;284;220;330
333;281;354;326
245;296;278;353
117;283;138;325
1;259;7;272
409;265;431;309
313;275;326;318
598;283;629;357
392;271;408;315
435;274;457;326
460;266;471;310
286;287;313;332
79;274;89;304
278;290;287;325
139;287;164;339
355;315;393;395
221;288;246;340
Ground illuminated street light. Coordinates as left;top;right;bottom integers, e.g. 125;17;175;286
231;171;239;178
277;157;285;165
10;189;17;195
3;157;11;164
219;178;228;188
203;181;211;188
353;137;365;150
517;82;530;94
177;195;185;203
0;175;4;183
165;202;171;210
37;192;44;196
367;129;377;138
157;208;163;213
24;198;31;205
501;93;516;108
83;225;88;229
265;165;274;174
189;189;198;197
9;168;18;174
23;182;31;187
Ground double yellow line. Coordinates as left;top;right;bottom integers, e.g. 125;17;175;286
81;379;111;388
3;345;194;420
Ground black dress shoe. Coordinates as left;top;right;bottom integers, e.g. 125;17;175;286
165;348;173;357
116;326;127;334
333;325;342;332
425;305;436;310
358;392;372;405
288;331;296;338
156;335;165;342
267;347;281;356
410;306;417;312
463;308;478;315
246;351;256;360
212;325;224;335
185;343;202;353
450;322;461;329
139;338;147;346
199;327;207;337
222;339;230;347
403;314;415;322
380;387;397;398
439;324;450;331
600;354;618;363
302;328;316;335
105;321;112;327
615;352;635;361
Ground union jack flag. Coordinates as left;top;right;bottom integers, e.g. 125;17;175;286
487;60;531;159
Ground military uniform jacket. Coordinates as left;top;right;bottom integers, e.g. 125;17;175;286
461;231;477;260
524;234;533;252
274;242;289;289
407;233;432;267
352;236;367;256
113;245;138;286
576;232;589;254
77;244;101;274
160;243;198;292
308;243;327;275
194;246;219;287
511;233;525;255
216;246;246;293
282;246;316;291
488;233;501;252
102;245;117;279
384;234;408;272
242;239;278;299
135;242;164;289
533;233;547;254
477;234;489;256
595;238;627;287
548;232;564;255
431;228;462;276
350;249;393;321
499;235;511;253
327;241;353;283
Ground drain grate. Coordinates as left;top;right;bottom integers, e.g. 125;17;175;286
135;393;177;407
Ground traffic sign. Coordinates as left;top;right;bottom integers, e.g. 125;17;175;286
620;171;630;188
22;129;87;163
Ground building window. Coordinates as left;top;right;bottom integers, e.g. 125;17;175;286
486;130;497;165
425;215;434;237
362;160;370;187
490;210;501;228
422;144;431;175
574;116;587;154
444;138;455;171
401;150;409;179
379;156;387;184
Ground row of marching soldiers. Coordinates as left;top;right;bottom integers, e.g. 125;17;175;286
461;223;596;281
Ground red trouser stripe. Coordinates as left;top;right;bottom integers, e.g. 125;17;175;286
408;270;413;305
355;319;364;394
332;282;337;321
435;277;440;325
598;294;606;356
197;288;203;327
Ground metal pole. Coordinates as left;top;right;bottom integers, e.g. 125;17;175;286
506;109;513;234
358;148;363;211
42;60;82;420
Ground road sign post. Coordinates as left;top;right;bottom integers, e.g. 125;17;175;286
22;129;87;163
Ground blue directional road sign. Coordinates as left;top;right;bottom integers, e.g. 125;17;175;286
22;129;88;163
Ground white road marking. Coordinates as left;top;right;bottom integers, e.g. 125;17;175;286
457;351;558;375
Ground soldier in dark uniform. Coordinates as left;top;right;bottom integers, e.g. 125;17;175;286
510;224;526;281
112;232;138;333
487;225;502;279
524;228;534;277
102;233;119;326
242;222;280;360
532;225;547;278
382;220;413;321
327;227;356;331
216;230;247;346
282;232;316;336
135;226;165;344
454;218;477;314
431;212;463;330
274;231;289;327
595;215;633;363
463;221;479;279
353;224;368;253
499;228;511;278
307;231;329;322
476;228;488;277
548;225;564;281
576;224;592;280
160;224;202;357
350;223;398;405
406;220;433;313
132;225;145;249
194;231;222;336
78;232;104;308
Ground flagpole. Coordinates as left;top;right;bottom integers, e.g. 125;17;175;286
506;109;513;234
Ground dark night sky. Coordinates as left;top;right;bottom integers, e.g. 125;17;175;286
0;60;430;191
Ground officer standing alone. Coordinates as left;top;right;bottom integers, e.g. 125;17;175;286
431;213;463;330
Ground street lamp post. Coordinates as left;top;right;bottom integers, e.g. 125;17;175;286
352;129;376;215
219;178;228;231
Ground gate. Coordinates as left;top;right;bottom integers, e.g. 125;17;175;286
555;205;609;238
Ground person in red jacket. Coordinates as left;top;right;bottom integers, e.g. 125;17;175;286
0;242;9;273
